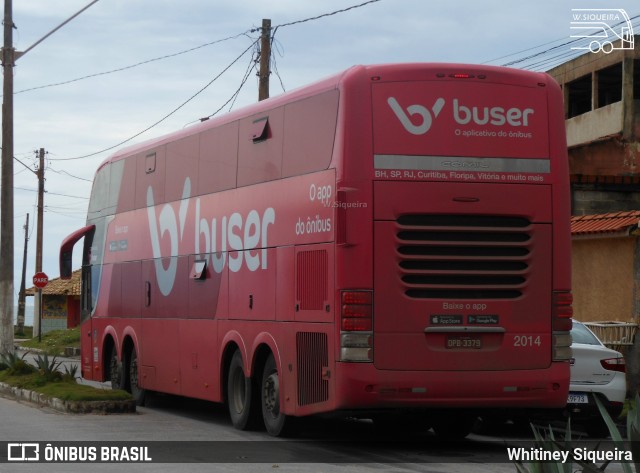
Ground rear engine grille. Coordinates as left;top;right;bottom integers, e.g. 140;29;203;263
398;214;531;299
296;332;329;406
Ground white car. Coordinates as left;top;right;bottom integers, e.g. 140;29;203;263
567;320;627;437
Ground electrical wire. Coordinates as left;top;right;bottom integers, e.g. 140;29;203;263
270;37;286;94
496;14;640;71
47;166;92;182
47;1;385;162
273;0;381;30
6;31;255;97
48;38;259;162
225;43;260;113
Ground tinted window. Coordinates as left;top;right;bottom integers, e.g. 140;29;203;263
571;321;601;346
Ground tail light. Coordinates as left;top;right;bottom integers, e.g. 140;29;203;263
601;357;626;373
340;291;373;362
552;291;573;361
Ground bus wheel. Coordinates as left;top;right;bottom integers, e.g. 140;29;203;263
128;349;146;406
109;348;123;390
227;351;254;430
261;354;288;436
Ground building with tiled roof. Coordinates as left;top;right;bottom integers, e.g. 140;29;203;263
26;269;81;334
571;211;640;323
571;211;640;237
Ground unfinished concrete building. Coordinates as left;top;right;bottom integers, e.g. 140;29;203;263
547;37;640;215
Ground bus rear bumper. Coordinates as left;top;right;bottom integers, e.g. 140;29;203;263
333;362;569;410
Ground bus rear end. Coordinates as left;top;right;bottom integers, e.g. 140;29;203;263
334;64;571;429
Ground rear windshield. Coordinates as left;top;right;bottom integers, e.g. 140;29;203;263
571;322;601;346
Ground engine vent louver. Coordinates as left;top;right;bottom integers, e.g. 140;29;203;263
397;214;531;299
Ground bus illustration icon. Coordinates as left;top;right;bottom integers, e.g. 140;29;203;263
570;9;635;54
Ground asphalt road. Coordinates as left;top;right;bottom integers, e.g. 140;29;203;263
0;351;626;473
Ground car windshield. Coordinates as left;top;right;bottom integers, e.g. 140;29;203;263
571;321;601;346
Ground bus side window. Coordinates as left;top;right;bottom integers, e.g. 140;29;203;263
282;90;339;177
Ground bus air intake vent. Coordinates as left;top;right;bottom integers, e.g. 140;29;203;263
397;214;531;299
296;250;328;311
296;332;329;406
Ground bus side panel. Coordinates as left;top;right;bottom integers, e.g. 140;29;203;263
178;319;219;401
80;318;94;380
187;254;226;319
138;257;189;395
276;246;296;322
228;249;277;322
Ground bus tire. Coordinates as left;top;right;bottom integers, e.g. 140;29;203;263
227;350;254;430
127;348;146;406
261;354;288;436
108;347;123;391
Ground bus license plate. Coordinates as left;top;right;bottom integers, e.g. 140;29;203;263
446;336;481;349
567;392;588;404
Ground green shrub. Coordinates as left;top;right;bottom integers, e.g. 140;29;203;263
514;396;640;473
62;364;79;383
34;354;63;382
0;351;36;376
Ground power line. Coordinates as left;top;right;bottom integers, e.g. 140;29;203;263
44;208;86;219
201;43;259;121
47;166;92;182
47;1;385;162
15;186;89;199
48;38;259;162
6;31;255;97
496;14;640;70
273;0;382;30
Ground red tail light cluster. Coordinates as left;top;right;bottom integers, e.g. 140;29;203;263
552;291;573;361
553;291;573;331
340;291;373;362
601;357;626;373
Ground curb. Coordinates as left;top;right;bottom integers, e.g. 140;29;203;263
0;382;136;414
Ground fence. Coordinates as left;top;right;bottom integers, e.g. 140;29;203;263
582;321;638;352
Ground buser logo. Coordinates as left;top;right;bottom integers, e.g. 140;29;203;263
388;96;535;135
387;97;445;135
453;99;534;127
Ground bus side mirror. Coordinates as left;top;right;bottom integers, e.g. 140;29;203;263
59;224;95;280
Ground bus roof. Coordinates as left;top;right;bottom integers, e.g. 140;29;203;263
96;63;552;172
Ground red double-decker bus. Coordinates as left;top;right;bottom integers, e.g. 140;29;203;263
60;63;572;438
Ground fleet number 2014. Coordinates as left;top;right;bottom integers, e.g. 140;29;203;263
513;335;541;347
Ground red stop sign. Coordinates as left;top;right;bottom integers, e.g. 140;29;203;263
33;272;49;289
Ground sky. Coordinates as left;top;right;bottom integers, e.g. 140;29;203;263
4;0;640;306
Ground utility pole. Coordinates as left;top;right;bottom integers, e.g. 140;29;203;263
0;0;15;355
33;148;45;339
17;214;28;335
258;18;271;101
0;1;98;354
